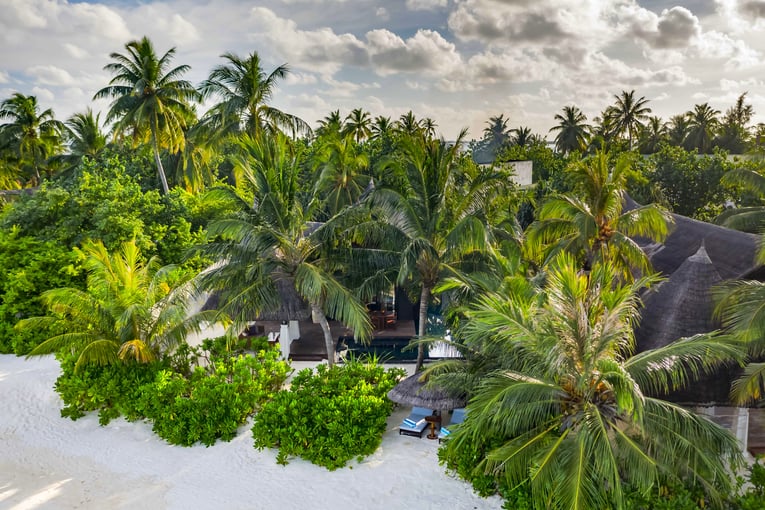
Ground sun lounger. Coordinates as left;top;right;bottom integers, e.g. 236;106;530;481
398;406;432;438
438;407;466;442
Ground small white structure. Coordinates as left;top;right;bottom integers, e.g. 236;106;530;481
279;322;291;360
506;160;533;186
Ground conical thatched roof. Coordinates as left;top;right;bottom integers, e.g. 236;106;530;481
636;244;722;352
387;373;467;410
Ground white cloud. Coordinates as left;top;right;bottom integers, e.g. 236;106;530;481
26;65;76;87
406;0;448;10
367;29;462;76
376;7;390;20
30;86;54;102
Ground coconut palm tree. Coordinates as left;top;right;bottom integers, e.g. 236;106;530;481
605;90;652;149
343;108;372;144
94;36;200;194
395;111;422;137
529;150;671;279
549;105;590;154
715;164;765;233
482;114;510;152
199;51;310;141
50;108;107;173
315;110;343;139
20;240;210;371
312;133;370;216
368;129;504;369
370;115;393;141
0;92;64;184
716;92;753;153
438;254;744;509
684;103;720;154
638;115;668;154
196;133;372;366
510;126;535;148
668;114;690;147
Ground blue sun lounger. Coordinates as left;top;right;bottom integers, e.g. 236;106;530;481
398;406;431;438
438;407;466;442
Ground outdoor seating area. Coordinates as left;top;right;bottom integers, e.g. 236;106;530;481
438;408;466;442
398;406;432;438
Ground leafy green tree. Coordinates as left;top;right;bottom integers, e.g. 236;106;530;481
0;92;64;184
684;103;720;154
529;150;671;279
549;105;590;155
439;255;744;510
369;129;503;369
637;145;735;220
370;115;392;141
482;114;510;154
94;36;200;194
0;229;82;354
20;239;209;370
199;51;309;141
196;134;372;366
1;151;203;265
605;90;652;149
315;110;343;139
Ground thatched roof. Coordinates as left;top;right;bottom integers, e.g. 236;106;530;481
636;244;722;352
387;373;467;410
625;195;761;280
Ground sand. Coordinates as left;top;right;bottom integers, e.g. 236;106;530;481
0;355;503;510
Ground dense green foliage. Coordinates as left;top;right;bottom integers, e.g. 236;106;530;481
0;229;81;354
251;358;405;470
54;341;290;447
140;348;289;446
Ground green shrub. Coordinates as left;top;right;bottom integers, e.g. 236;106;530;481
53;345;290;447
140;350;290;446
54;350;163;424
252;358;405;470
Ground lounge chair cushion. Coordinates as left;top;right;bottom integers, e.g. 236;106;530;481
402;418;417;427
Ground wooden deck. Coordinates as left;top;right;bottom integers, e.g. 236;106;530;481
250;319;416;361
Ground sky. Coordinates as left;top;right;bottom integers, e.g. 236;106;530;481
1;0;765;141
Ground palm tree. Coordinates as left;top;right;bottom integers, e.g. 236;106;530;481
370;115;393;141
605;90;652;149
312;133;370;216
684;103;720;154
395;111;421;136
199;51;310;141
438;254;743;509
421;117;437;139
549;105;590;154
196;134;372;366
638;115;668;154
510;126;534;148
482;114;510;153
369;129;503;369
94;36;200;194
343;108;372;144
715;165;765;232
667;114;690;147
20;240;210;370
0;92;64;184
529;150;671;279
50;108;107;173
315;110;343;139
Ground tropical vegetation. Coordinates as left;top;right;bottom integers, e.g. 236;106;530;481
2;35;765;508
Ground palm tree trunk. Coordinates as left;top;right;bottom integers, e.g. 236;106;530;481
416;285;430;371
150;120;170;194
312;303;336;367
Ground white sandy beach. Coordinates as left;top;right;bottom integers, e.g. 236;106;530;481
0;355;502;510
